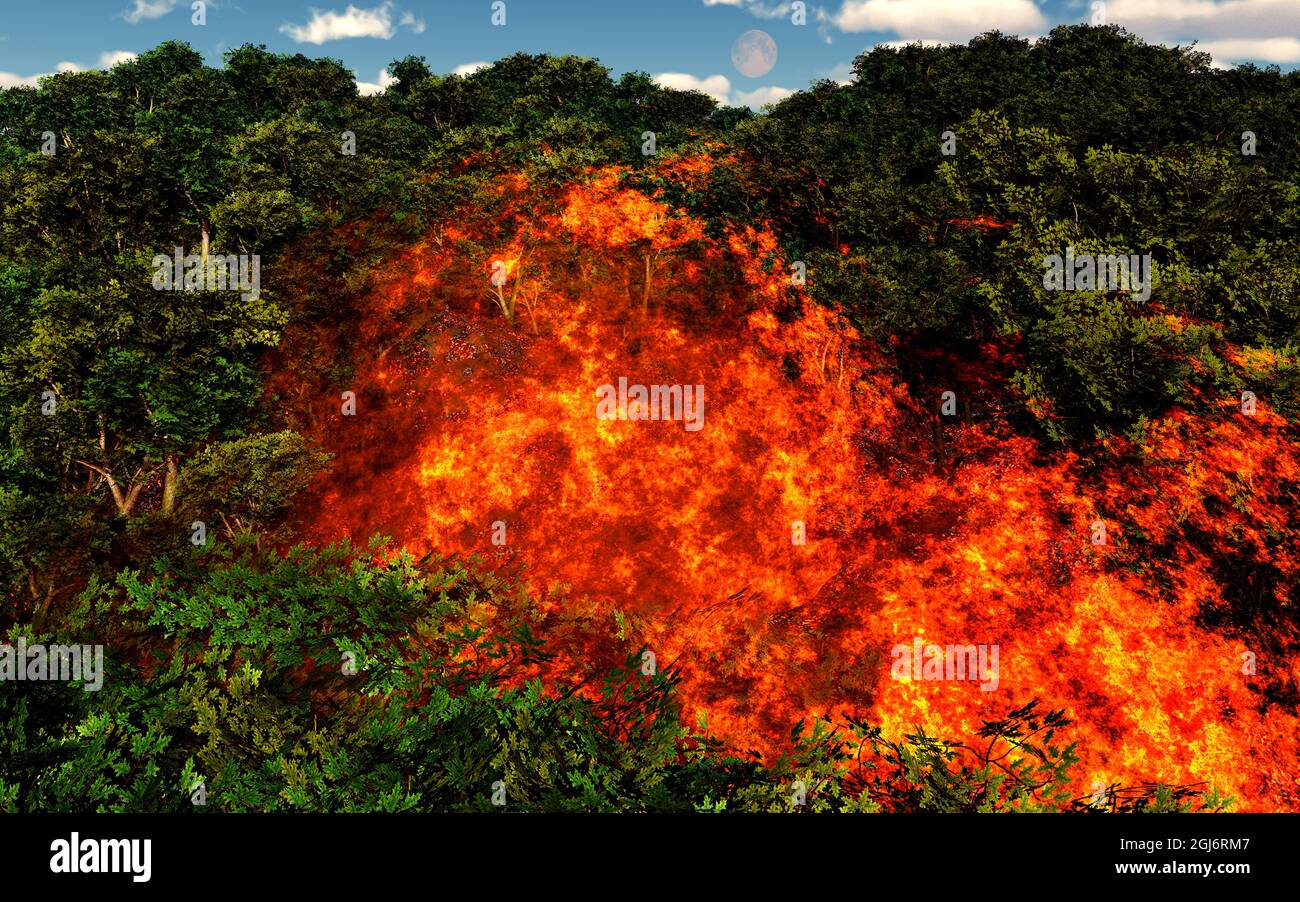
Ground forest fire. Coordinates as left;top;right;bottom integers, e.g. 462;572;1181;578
282;161;1300;812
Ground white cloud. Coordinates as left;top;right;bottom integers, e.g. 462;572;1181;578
0;71;43;88
0;61;79;88
1105;0;1300;41
734;84;794;107
356;68;397;95
821;61;856;84
99;50;139;68
399;10;426;34
653;72;733;105
121;0;179;23
703;0;796;19
281;3;424;44
833;0;1047;41
1082;1;1300;65
653;72;795;109
1199;37;1300;63
454;61;489;76
818;0;1300;66
0;52;138;87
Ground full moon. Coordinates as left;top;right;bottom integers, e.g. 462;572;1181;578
731;29;777;79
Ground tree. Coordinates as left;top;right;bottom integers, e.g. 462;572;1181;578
387;55;432;99
0;274;284;526
558;170;705;310
177;431;331;541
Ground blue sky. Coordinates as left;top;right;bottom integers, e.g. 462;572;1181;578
2;1;1297;108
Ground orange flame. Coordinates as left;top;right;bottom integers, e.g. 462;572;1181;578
277;159;1300;810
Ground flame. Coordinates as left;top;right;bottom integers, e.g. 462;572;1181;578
945;215;1016;232
276;159;1300;810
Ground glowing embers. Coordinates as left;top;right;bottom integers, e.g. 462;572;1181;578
595;377;705;432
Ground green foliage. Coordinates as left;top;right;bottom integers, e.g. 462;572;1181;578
177;431;331;538
1012;293;1225;440
0;544;1222;813
742;28;1300;438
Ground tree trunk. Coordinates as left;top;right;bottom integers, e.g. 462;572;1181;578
162;453;178;513
122;479;149;516
33;584;55;631
76;460;129;514
74;459;156;517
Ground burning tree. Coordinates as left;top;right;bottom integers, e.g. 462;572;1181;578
487;249;530;329
558;170;705;310
485;238;551;334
